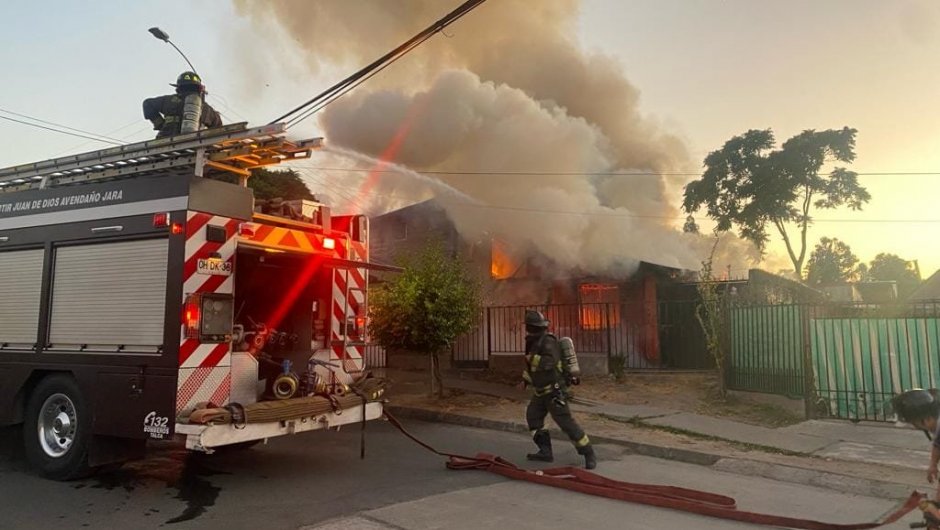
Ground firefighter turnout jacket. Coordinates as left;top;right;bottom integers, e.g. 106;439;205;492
523;332;567;396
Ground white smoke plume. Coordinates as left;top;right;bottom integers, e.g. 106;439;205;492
233;0;766;277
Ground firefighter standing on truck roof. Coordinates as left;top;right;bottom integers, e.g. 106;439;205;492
522;309;596;469
143;71;222;138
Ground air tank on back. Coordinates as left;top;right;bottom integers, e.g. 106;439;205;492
559;336;581;377
180;93;204;134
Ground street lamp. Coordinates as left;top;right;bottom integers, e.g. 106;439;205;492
148;27;199;75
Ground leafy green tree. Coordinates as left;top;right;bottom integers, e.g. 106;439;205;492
682;215;700;234
860;253;922;298
214;168;315;201
682;127;870;281
369;243;481;397
805;237;859;287
695;236;728;397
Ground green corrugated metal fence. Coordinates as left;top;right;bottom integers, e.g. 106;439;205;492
812;317;940;420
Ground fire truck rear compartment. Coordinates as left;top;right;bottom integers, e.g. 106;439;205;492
231;248;329;400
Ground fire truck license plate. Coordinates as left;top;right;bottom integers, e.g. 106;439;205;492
197;258;232;276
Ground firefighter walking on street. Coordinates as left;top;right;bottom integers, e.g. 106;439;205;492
522;309;596;469
143;71;222;139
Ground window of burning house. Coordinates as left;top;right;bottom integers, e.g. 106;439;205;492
491;238;523;280
578;283;620;329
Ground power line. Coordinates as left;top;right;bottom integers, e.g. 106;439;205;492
0;114;123;146
294;169;940;224
208;93;249;123
294;165;940;178
0;107;123;145
51;118;151;157
270;0;488;127
284;35;428;129
438;202;940;224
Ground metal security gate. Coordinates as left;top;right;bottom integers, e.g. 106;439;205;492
659;300;713;369
452;309;487;368
725;301;940;421
728;304;806;397
447;301;711;370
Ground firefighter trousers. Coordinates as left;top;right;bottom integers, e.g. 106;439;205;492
526;393;590;449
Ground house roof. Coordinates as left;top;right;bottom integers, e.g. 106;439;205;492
747;269;828;302
371;199;444;222
370;199;690;277
910;269;940;301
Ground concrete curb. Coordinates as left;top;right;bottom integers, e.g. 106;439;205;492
711;458;919;500
388;405;721;466
386;405;921;500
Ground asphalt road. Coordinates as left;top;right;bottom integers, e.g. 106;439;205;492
0;420;925;530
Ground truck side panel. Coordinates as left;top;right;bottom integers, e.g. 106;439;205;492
0;208;185;435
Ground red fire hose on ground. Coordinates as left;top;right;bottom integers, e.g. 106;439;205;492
384;411;924;529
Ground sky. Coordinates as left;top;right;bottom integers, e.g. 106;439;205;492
1;0;938;276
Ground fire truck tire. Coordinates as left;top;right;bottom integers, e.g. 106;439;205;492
23;375;92;481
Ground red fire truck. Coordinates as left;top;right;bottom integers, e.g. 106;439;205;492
0;123;393;479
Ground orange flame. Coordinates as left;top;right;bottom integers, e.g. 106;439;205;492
491;239;520;279
578;283;620;330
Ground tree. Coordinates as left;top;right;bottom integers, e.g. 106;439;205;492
696;235;728;397
214;168;315;201
682;215;700;234
860;253;922;298
682;127;870;281
368;243;481;397
805;237;859;287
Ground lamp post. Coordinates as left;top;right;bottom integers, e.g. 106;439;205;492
148;27;199;75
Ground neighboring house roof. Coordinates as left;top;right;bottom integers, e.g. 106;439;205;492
854;281;898;303
747;269;828;303
910;269;940;301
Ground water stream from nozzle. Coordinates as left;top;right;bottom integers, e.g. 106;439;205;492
318;146;480;206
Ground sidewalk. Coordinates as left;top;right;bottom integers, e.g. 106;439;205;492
385;371;933;499
439;376;929;468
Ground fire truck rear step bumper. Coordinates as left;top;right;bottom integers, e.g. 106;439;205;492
175;401;383;452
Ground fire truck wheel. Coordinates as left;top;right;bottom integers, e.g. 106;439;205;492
23;375;92;480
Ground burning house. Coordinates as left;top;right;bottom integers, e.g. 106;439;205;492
370;200;711;372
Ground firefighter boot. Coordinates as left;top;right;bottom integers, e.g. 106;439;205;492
527;430;553;462
578;444;597;470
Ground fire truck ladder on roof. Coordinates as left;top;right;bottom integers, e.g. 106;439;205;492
0;122;323;193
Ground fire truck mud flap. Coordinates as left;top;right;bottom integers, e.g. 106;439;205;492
175;402;383;452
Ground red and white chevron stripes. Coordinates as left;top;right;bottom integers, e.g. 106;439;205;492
330;240;368;374
176;211;237;416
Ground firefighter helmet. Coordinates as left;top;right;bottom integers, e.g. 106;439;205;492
171;71;204;92
525;309;549;328
891;389;940;424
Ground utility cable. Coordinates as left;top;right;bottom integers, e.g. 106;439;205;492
292;167;940;224
0;112;123;145
269;0;487;126
291;165;940;178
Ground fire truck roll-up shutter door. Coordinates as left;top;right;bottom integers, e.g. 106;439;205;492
0;249;45;349
49;238;169;354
